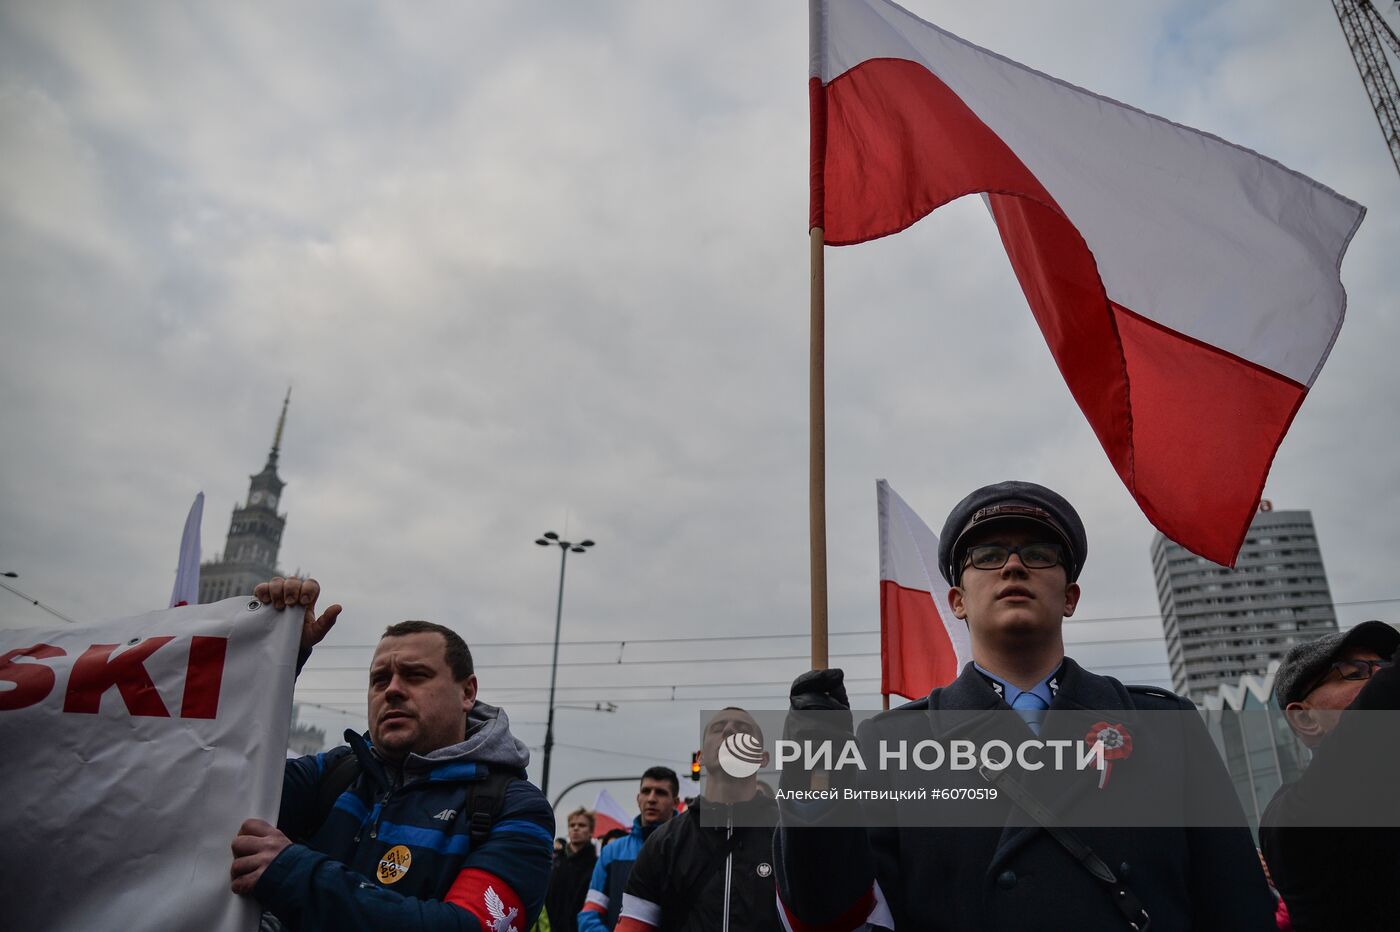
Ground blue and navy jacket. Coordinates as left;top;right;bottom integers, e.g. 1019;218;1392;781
256;702;554;932
579;816;662;932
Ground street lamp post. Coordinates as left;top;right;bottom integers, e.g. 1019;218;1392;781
534;531;594;796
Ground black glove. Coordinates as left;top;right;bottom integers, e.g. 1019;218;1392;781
790;668;851;712
782;669;857;794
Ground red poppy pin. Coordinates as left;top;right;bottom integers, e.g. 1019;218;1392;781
1084;721;1133;789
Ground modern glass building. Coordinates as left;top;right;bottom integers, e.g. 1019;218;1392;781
1151;504;1338;701
1198;661;1310;835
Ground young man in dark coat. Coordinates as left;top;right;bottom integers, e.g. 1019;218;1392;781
775;481;1276;931
547;808;598;932
615;708;780;932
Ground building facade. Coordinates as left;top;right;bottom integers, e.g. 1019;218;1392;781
288;704;329;756
198;391;292;604
1198;661;1310;835
1151;504;1338;700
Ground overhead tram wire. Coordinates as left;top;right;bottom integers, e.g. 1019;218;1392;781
297;647;1173;674
0;578;79;624
296;660;1174;698
551;743;691;764
300;594;1400;653
300;652;856;672
308;683;1174;711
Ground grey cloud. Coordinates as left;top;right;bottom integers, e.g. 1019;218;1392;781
3;0;1398;826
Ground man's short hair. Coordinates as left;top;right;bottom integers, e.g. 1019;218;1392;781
381;620;475;681
641;765;680;798
713;706;764;741
568;807;595;830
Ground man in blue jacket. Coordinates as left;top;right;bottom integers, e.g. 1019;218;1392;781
230;576;554;932
578;767;678;932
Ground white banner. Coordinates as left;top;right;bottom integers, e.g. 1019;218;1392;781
0;597;300;932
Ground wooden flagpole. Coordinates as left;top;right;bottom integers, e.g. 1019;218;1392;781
809;0;831;673
810;225;829;670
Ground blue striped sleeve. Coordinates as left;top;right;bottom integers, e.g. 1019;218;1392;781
491;819;554;844
278;747;350;838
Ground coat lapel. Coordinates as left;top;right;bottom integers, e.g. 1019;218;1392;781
986;658;1134;873
926;662;1008;741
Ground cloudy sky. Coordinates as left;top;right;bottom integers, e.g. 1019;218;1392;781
3;0;1399;826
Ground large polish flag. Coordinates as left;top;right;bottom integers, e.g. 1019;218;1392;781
812;0;1366;565
878;480;970;700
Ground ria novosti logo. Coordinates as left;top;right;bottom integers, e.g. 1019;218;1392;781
717;731;766;778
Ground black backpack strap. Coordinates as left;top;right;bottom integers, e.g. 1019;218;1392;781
294;753;362;844
979;764;1150;931
466;769;520;848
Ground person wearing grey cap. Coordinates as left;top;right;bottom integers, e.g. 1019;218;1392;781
775;481;1274;932
1259;620;1400;931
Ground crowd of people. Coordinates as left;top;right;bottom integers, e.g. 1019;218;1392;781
234;481;1397;931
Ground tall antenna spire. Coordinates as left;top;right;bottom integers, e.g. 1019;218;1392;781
269;386;291;464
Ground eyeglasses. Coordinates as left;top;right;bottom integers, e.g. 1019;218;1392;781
1304;658;1393;697
961;542;1064;572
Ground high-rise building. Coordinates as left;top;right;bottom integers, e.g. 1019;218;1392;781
198;391;292;604
1151;504;1338;700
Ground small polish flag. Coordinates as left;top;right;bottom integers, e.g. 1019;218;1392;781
878;480;971;701
591;788;631;838
811;0;1365;566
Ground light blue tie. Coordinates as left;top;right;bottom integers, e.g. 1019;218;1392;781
1012;692;1048;736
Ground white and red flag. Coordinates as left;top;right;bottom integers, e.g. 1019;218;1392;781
591;787;632;838
878;480;971;700
811;0;1366;565
169;491;204;608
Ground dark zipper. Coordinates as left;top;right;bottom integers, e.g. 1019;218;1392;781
722;810;733;932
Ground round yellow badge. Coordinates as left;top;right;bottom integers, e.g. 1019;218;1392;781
377;844;412;884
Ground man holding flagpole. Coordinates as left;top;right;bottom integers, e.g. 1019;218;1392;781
776;481;1275;930
789;1;1363;918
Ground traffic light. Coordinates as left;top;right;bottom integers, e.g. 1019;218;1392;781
690;750;702;781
